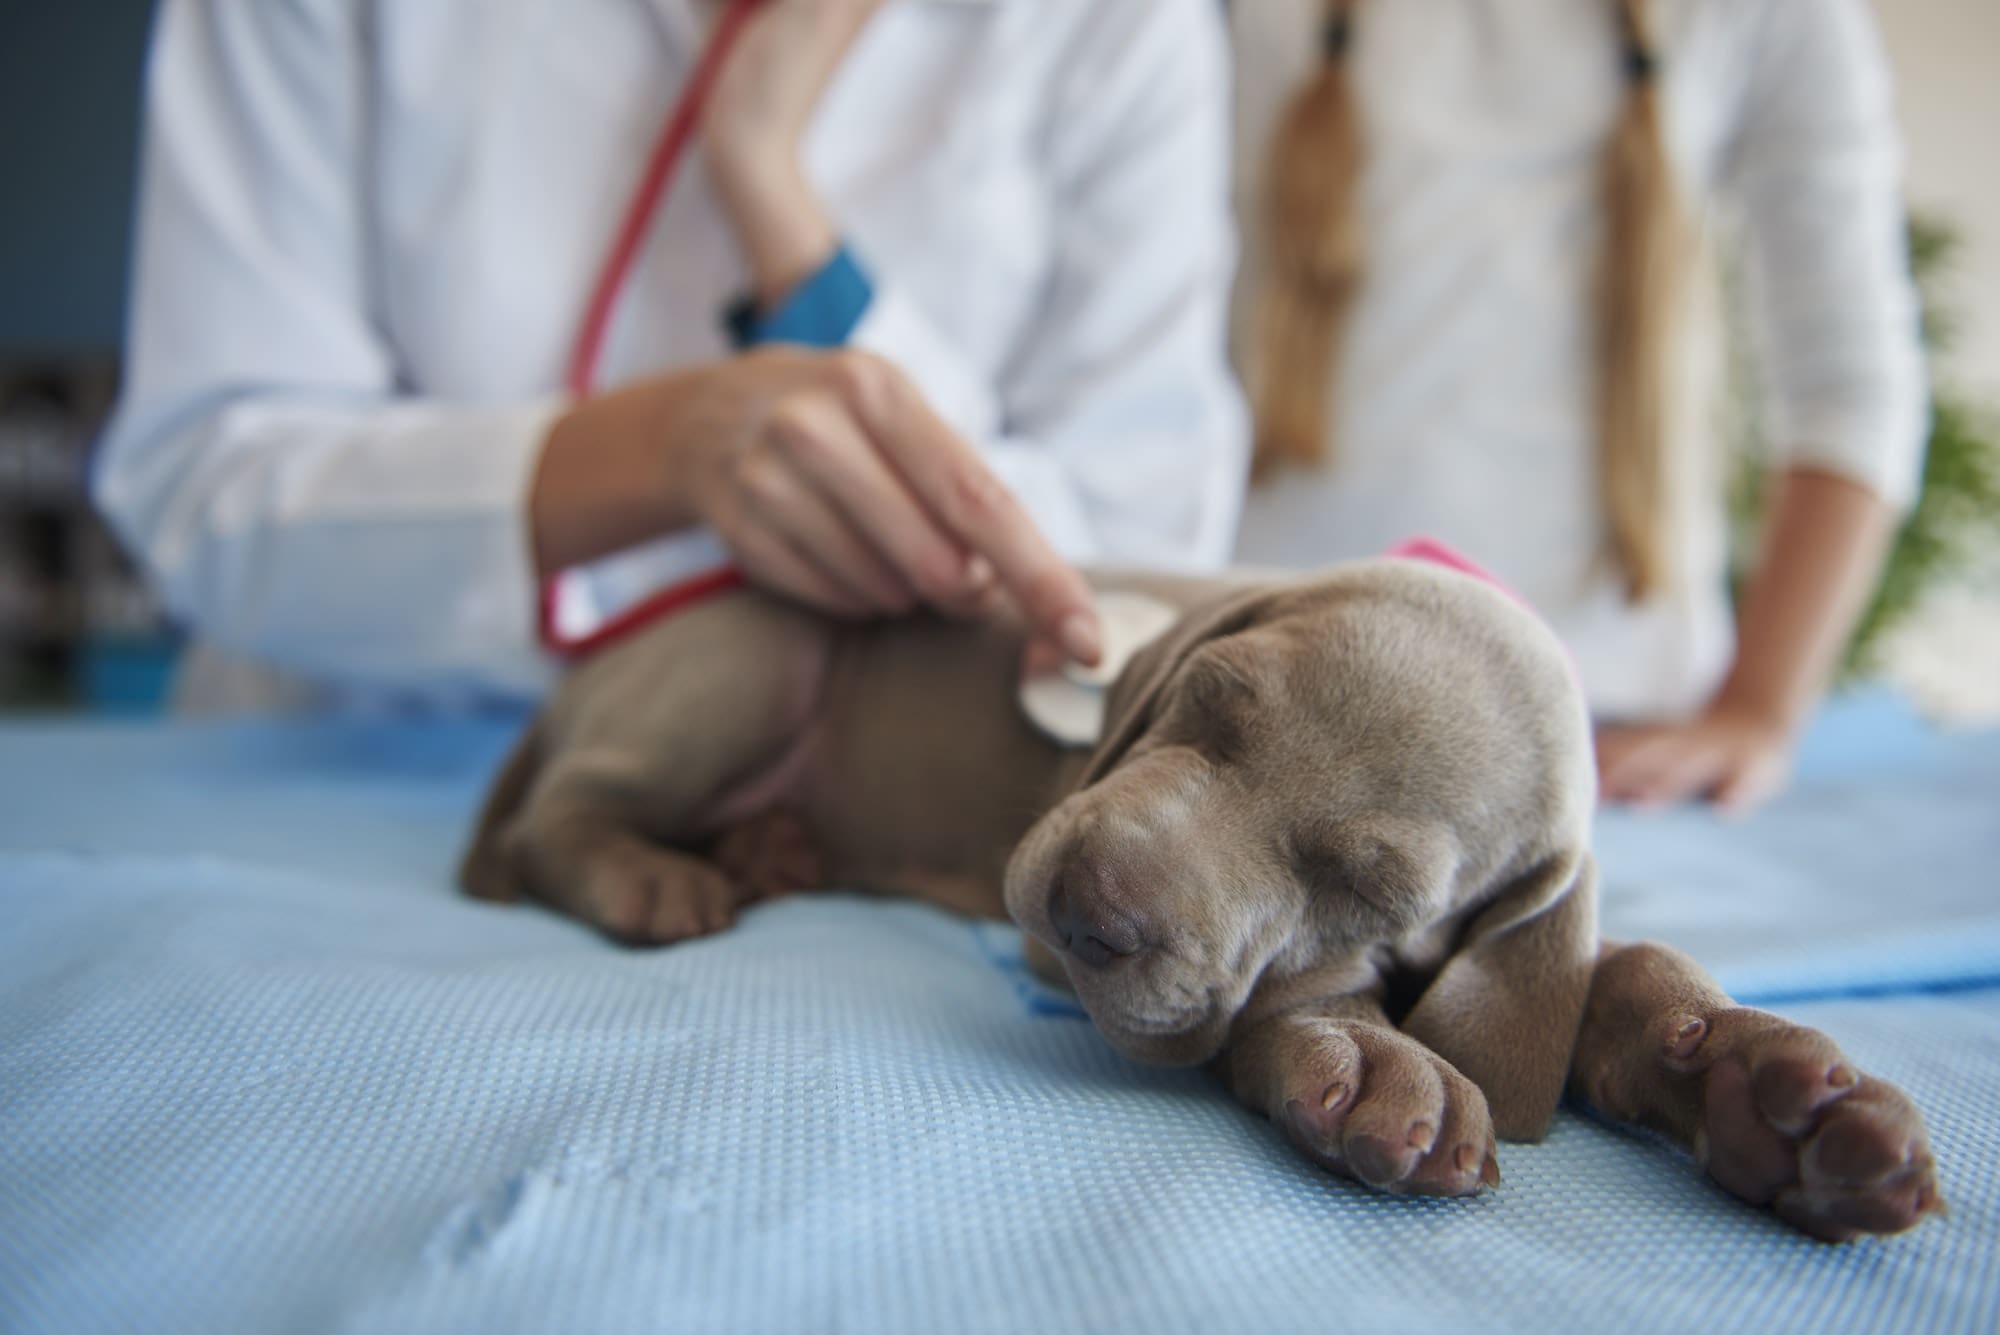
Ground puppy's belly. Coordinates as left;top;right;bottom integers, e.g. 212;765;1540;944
693;719;1012;913
697;728;1034;919
696;723;823;835
693;613;1079;919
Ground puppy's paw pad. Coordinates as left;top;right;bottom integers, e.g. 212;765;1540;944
1777;1139;1942;1243
1275;1037;1363;1156
1267;1020;1494;1198
1806;1094;1914;1183
1401;1139;1499;1198
1345;1133;1423;1188
1683;1010;1944;1238
1280;1080;1354;1150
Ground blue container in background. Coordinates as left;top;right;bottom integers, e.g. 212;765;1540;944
80;635;181;715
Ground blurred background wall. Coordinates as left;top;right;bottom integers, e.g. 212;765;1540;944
1877;0;2000;402
0;0;160;710
0;3;150;359
0;1;1993;713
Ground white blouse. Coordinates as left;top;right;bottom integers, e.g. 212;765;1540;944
97;0;1247;699
1230;0;1926;719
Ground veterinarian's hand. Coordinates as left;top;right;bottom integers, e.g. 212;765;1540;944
702;0;889;307
532;346;1102;664
1595;702;1795;815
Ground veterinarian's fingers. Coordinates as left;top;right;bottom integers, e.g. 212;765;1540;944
1019;635;1068;680
735;444;916;614
927;556;1005;621
765;386;975;607
730;518;874;620
839;355;1100;664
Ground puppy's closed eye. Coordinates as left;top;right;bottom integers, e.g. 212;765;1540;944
1289;823;1436;929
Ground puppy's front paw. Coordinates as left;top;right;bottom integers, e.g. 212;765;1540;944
1250;1017;1499;1197
1661;1008;1944;1241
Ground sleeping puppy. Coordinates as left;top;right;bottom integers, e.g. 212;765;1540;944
460;561;1943;1241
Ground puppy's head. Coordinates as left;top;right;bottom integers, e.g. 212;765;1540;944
1004;561;1599;1137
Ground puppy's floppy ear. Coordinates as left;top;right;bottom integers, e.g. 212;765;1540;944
1078;585;1280;789
1400;849;1599;1141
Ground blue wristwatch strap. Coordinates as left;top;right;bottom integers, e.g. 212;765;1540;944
725;245;874;349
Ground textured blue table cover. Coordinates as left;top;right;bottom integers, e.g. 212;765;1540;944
1;690;1996;1334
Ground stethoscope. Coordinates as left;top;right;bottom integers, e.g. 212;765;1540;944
538;0;765;657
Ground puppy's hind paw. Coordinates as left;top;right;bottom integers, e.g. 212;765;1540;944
571;843;747;946
710;809;825;901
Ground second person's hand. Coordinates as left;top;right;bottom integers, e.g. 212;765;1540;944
1595;702;1795;815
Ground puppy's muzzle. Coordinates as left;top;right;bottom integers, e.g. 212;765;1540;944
1048;857;1146;967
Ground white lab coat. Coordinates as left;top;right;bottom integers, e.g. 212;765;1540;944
1230;0;1926;720
98;0;1248;703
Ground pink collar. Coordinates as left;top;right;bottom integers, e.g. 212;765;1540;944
1384;536;1534;613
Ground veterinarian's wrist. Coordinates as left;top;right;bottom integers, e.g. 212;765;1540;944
709;153;840;310
701;0;888;186
530;372;713;576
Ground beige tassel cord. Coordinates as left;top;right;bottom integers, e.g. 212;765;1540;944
1247;0;1694;600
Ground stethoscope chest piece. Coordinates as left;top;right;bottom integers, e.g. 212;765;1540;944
1017;591;1179;749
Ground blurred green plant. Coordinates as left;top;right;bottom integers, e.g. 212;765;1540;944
1728;214;2000;677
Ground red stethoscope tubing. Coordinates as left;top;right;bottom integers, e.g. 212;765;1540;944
538;0;764;658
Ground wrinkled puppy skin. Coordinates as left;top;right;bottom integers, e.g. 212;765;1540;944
461;562;1943;1238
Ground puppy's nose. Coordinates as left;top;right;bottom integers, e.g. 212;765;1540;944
1048;863;1144;967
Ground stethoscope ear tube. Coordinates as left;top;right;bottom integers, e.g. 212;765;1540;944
539;0;767;657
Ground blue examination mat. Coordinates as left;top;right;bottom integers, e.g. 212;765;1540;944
1;689;1996;1333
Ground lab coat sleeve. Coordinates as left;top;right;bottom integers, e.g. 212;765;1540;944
93;0;557;695
1723;0;1928;507
848;0;1249;570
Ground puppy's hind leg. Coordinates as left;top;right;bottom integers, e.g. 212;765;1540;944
458;721;543;904
1570;941;1945;1241
508;765;751;944
499;592;834;945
